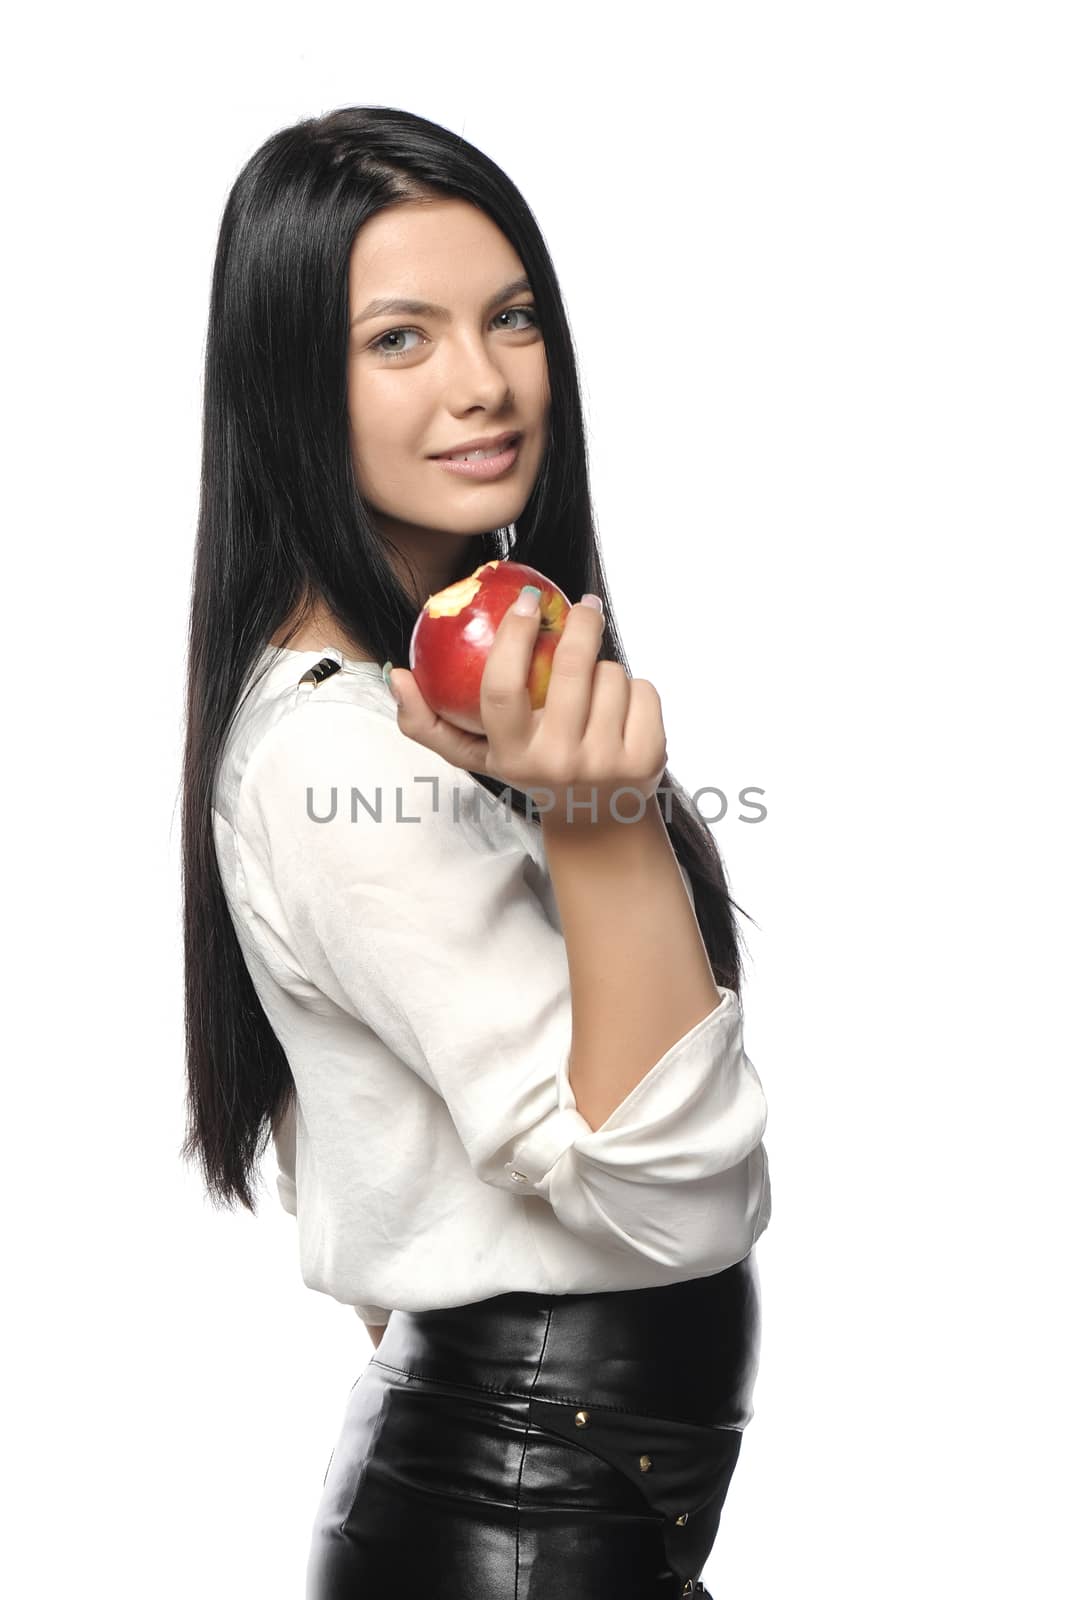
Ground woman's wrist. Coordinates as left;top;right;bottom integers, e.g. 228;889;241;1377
538;795;670;882
536;782;668;835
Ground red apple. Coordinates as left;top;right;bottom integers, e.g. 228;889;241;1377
409;559;572;733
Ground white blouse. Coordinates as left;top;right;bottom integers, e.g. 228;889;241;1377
212;644;772;1327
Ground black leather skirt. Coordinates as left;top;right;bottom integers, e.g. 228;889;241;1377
306;1247;762;1599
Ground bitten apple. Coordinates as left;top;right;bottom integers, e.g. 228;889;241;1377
409;560;572;734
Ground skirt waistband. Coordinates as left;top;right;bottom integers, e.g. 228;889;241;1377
373;1249;762;1431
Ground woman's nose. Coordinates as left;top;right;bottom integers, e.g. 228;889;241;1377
443;335;512;407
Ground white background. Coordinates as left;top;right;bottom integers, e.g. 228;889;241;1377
4;3;1061;1595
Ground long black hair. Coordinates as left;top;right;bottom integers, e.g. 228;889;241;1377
181;104;756;1213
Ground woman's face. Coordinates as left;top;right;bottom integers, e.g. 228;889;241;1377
346;197;550;587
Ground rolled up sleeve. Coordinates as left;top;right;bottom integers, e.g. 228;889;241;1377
239;698;769;1272
510;990;770;1268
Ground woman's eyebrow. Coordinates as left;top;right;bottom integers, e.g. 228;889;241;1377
351;277;532;328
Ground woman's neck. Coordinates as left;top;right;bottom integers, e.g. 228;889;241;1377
269;534;492;661
269;600;377;662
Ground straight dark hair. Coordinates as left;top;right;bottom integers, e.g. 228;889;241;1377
181;105;755;1213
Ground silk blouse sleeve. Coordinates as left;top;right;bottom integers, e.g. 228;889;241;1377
269;1095;299;1217
268;1080;392;1327
238;696;769;1272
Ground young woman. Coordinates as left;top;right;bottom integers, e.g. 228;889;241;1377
182;105;771;1600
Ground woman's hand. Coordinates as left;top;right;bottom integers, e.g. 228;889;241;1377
384;591;668;824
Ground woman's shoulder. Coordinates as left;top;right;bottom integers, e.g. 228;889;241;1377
218;648;493;845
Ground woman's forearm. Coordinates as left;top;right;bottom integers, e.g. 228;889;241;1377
540;798;722;1132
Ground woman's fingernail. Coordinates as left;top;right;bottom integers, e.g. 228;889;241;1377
382;661;402;705
513;585;541;616
579;593;603;612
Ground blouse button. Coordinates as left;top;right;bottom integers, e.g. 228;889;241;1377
639;1454;653;1472
509;1170;529;1183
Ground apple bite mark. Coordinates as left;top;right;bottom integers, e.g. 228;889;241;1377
424;563;496;619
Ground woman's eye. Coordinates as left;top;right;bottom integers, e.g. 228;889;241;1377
494;306;539;333
370;323;422;355
371;328;423;360
369;305;539;361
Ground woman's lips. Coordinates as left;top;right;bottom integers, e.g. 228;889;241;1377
433;439;521;479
